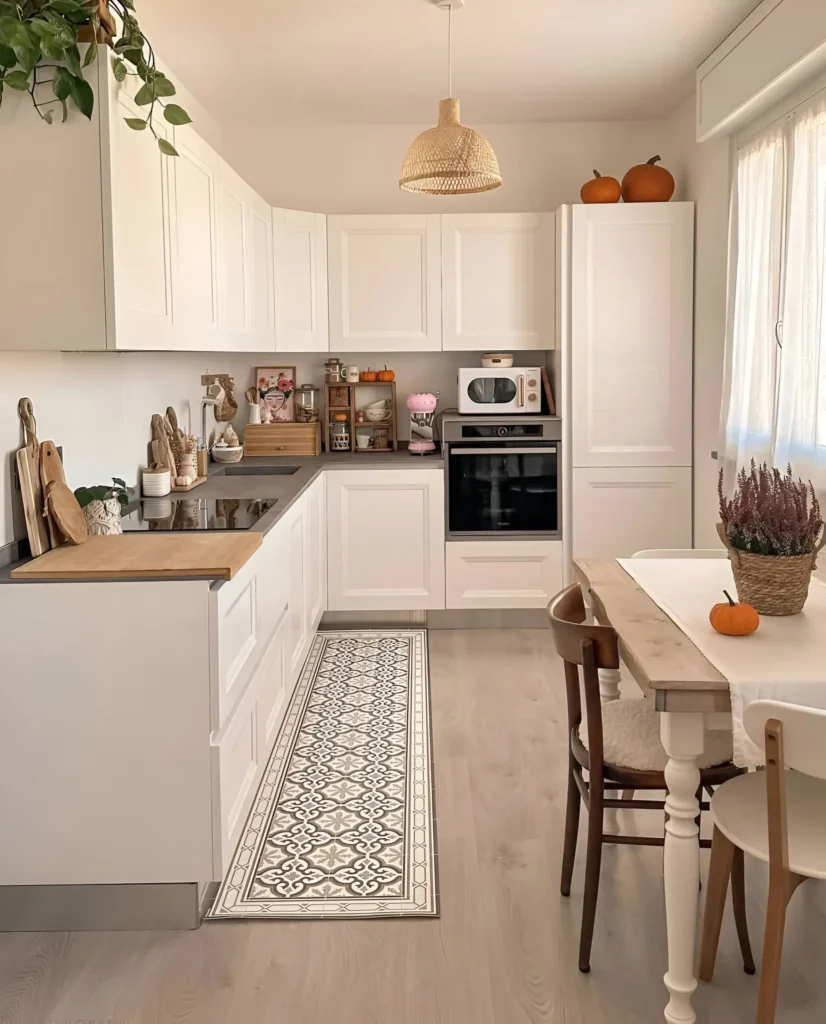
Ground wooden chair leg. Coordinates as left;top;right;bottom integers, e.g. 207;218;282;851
730;847;756;975
757;872;790;1024
698;825;735;983
578;800;603;973
560;765;581;897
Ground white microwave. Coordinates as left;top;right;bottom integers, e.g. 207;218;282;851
458;367;543;415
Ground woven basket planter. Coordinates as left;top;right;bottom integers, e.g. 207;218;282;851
716;523;826;616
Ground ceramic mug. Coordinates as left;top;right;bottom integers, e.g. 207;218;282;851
356;433;373;450
345;365;360;382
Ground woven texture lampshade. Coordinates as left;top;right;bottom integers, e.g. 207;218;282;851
399;98;502;195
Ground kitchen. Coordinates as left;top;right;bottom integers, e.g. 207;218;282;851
2;2;826;1023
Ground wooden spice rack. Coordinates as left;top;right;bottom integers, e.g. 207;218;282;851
324;382;398;453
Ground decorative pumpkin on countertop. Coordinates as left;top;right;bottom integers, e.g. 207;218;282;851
580;170;621;204
621;155;675;203
709;591;760;636
360;368;378;382
377;366;395;382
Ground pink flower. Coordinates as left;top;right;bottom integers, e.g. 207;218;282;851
277;378;293;392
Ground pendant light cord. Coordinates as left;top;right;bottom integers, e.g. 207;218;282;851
448;6;452;97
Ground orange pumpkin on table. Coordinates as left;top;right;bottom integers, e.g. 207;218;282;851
709;591;759;636
377;366;395;382
580;170;621;204
360;368;378;382
621;155;675;203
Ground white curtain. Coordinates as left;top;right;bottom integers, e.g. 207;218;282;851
720;124;787;491
774;97;826;493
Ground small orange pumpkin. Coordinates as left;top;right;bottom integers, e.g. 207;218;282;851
621;155;675;203
360;368;378;382
377;366;395;382
709;591;759;636
580;170;621;204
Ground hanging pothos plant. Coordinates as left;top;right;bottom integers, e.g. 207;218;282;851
0;0;191;154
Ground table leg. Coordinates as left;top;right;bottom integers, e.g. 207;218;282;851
598;668;622;836
660;712;704;1024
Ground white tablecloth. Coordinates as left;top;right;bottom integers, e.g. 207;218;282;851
617;558;826;767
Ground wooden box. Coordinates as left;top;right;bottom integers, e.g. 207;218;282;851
243;423;322;457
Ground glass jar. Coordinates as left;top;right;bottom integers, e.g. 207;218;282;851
331;414;350;452
295;383;320;423
324;358;343;383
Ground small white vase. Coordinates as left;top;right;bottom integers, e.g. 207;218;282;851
82;498;123;536
248;403;261;425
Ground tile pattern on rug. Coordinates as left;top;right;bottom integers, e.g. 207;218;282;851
207;629;438;919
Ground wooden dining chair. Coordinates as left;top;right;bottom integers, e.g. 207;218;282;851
698;700;826;1023
548;583;753;974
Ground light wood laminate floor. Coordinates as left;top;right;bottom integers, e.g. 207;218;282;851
2;629;825;1024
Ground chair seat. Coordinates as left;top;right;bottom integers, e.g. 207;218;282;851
712;769;826;879
587;699;734;772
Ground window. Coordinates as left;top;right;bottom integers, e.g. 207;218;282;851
723;95;826;493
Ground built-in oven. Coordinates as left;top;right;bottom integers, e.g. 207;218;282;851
443;414;561;539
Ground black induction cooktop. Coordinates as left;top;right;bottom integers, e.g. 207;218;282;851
120;497;277;532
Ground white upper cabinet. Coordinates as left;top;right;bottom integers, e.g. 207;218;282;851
246;192;275;348
442;213;555;351
273;209;329;352
327;214;442;352
106;86;176;351
171;126;220;349
569;203;694;469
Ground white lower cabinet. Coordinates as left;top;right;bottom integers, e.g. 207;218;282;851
572;466;692;559
326;469;446;611
446;540;563;609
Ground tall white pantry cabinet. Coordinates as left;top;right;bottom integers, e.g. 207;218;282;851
559;202;695;566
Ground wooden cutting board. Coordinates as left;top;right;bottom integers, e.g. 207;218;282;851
40;440;67;547
11;533;262;581
15;398;50;556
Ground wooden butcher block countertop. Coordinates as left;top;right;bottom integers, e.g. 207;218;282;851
11;533;262;581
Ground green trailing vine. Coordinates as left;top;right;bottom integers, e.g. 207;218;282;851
0;0;191;154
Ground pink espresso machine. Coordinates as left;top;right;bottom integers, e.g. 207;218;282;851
406;392;439;455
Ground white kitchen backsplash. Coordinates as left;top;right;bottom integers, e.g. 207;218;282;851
0;349;547;547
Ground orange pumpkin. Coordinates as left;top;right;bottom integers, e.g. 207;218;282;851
377;366;395;382
621;155;675;203
360;368;378;382
580;170;621;204
709;591;759;636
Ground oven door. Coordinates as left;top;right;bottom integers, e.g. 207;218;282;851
447;444;560;537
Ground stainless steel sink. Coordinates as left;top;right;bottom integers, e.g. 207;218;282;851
219;465;301;476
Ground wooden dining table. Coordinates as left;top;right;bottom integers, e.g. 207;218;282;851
574;557;738;1024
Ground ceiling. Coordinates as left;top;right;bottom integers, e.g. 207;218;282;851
139;0;762;126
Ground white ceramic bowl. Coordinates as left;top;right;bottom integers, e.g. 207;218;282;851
481;352;514;368
365;408;390;423
211;445;244;464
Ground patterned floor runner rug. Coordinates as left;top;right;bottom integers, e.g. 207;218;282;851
207;629;438;919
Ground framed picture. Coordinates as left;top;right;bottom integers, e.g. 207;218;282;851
256;366;296;423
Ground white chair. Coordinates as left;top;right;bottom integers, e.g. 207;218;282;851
632;548;728;558
698;700;826;1023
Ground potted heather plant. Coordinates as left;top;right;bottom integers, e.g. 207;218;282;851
717;462;825;615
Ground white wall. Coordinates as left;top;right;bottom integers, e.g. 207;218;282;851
668;96;732;547
226;120;683;213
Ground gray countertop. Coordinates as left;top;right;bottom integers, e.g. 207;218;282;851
1;448;443;582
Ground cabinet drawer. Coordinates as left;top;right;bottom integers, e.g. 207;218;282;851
446;540;562;609
211;681;260;875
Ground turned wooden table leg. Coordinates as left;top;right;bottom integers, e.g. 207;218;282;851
660;711;705;1024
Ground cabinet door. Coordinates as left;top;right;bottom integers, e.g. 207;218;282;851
285;502;309;680
273;209;328;352
247;193;275;349
326;469;445;611
215;161;248;347
571;203;694;468
107;87;176;350
446;540;562;609
327;215;442;352
442;213;555;351
171;127;220;348
572;467;692;560
303;476;327;635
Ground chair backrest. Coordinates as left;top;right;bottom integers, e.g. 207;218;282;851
548;584;620;775
632;548;727;559
744;700;826;780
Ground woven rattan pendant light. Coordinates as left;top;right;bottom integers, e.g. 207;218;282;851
399;0;501;195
